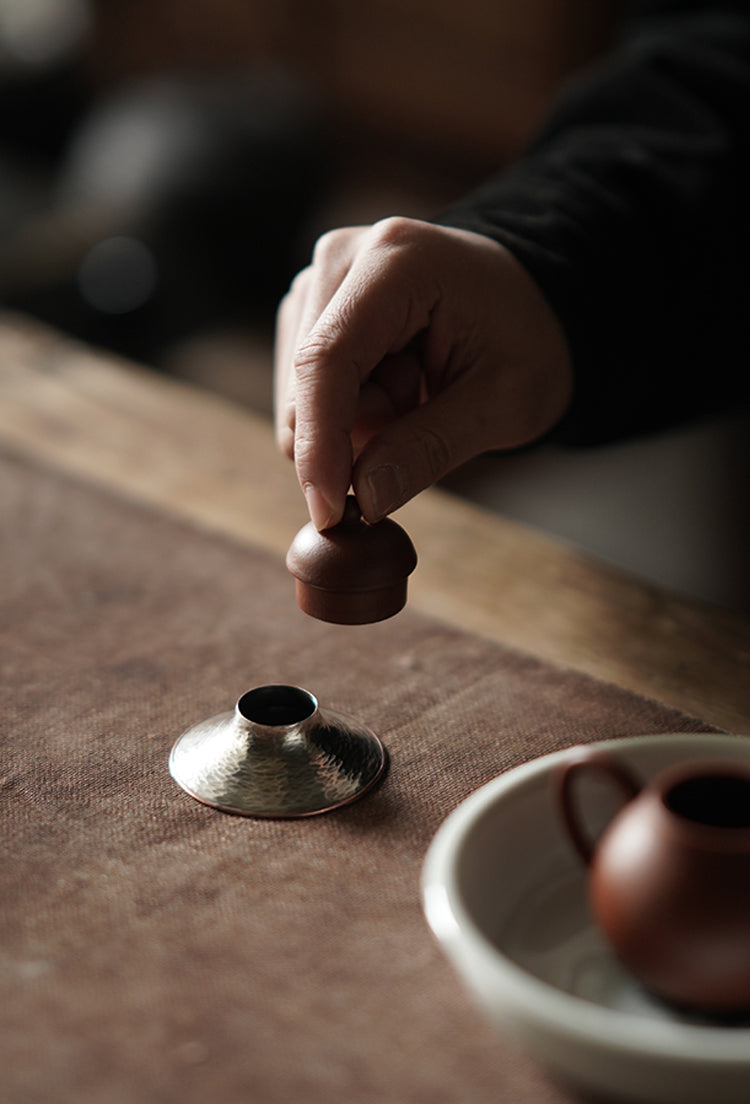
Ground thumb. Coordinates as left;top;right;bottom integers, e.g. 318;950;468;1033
352;378;496;521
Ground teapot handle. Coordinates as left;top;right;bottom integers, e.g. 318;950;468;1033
557;747;641;865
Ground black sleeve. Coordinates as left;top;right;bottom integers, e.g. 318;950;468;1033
436;0;750;444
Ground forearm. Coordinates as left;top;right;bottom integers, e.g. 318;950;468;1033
438;1;750;443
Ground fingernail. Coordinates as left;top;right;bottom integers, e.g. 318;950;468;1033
366;464;405;520
304;483;337;531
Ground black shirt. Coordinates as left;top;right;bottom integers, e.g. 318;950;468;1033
438;0;750;444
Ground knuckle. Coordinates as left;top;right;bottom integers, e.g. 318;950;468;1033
275;271;309;330
275;290;295;330
279;266;310;307
370;215;422;250
293;338;329;383
292;335;349;395
311;226;357;269
288;266;311;298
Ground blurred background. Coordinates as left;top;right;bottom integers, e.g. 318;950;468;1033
1;0;747;613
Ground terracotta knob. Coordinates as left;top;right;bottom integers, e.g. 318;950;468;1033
286;495;417;624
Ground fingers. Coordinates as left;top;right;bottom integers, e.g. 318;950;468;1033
273;226;367;462
287;219;438;527
352;371;495;521
350;348;423;456
352;285;573;523
273;217;573;529
273;278;303;459
353;366;574;522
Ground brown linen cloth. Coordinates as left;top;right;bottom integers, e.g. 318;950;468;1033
1;448;713;1104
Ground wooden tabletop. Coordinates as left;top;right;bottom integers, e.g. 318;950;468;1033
1;311;748;732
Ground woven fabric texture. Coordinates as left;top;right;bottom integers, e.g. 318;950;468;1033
1;449;710;1104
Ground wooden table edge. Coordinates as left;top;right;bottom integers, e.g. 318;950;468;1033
1;312;748;731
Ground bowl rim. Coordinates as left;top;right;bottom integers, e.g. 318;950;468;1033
421;732;750;1067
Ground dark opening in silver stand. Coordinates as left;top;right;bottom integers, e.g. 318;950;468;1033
169;685;386;817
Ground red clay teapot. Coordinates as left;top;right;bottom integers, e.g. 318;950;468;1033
558;746;750;1013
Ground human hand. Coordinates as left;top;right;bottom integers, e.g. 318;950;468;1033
275;216;572;530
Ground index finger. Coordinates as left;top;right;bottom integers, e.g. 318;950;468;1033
274;226;365;459
292;219;436;527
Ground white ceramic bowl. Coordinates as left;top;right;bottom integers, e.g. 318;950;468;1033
421;733;750;1104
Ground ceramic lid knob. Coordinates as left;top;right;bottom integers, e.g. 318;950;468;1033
286;495;418;624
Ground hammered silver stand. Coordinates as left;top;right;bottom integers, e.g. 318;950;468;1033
169;685;386;817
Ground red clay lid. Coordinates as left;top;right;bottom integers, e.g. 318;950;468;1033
286;495;418;624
